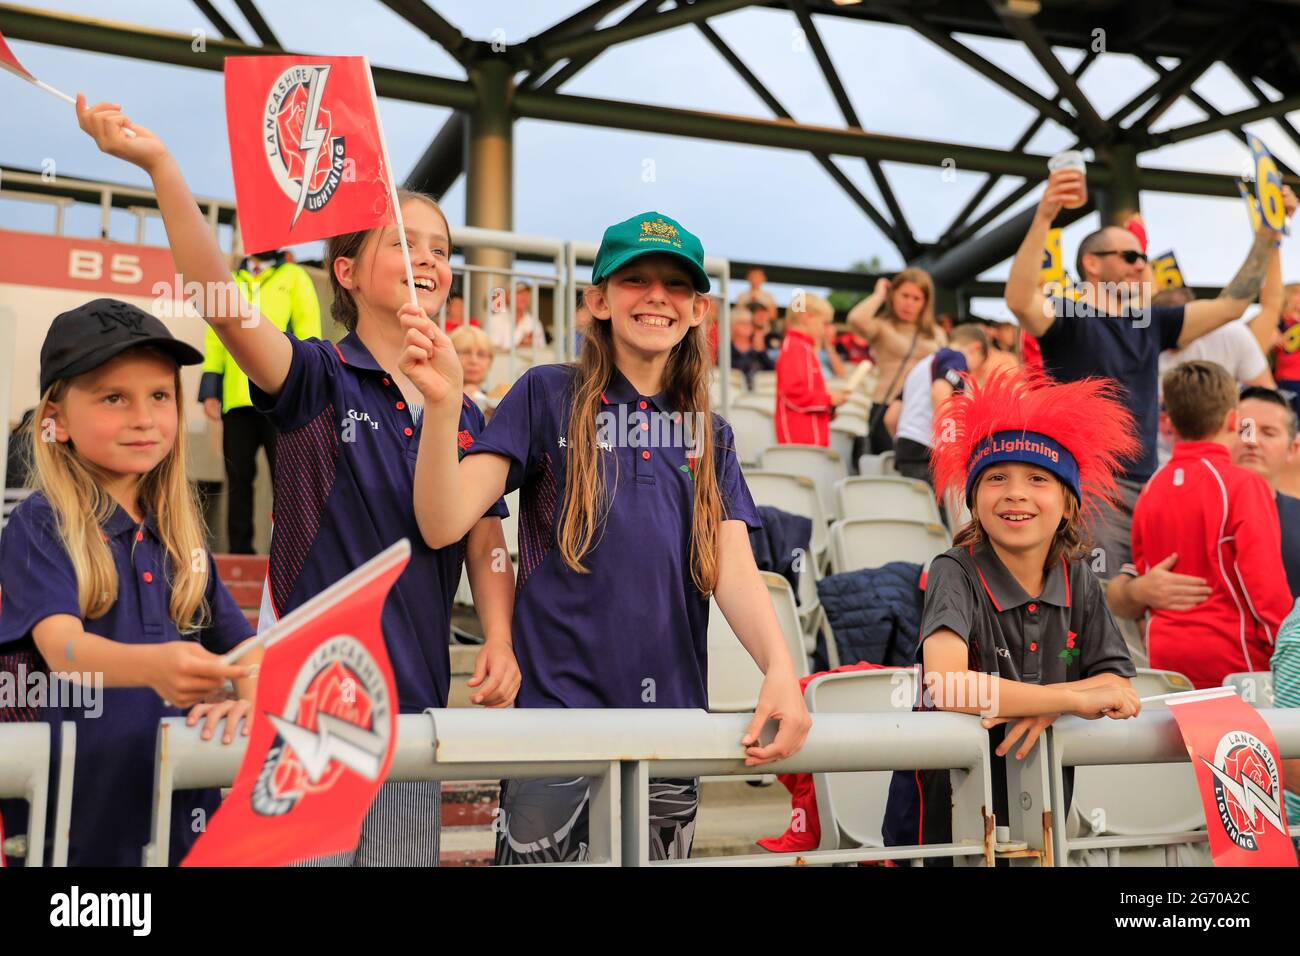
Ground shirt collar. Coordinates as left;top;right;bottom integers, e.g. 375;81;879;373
1170;440;1231;462
236;265;278;288
784;328;815;346
600;366;674;414
970;538;1070;611
102;502;160;542
335;332;386;373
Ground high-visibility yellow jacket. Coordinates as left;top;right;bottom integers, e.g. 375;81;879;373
198;263;322;413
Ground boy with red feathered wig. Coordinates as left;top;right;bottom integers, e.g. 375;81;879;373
885;367;1143;854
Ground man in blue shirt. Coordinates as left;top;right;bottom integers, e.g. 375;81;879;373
1005;169;1280;585
1233;386;1300;598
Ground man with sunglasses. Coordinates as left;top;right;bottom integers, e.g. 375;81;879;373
1005;168;1283;617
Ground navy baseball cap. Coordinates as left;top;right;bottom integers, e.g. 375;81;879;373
590;212;710;292
39;298;203;395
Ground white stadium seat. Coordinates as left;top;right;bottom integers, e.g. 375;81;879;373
828;518;950;574
807;666;919;850
835;476;942;525
758;444;848;521
726;406;776;467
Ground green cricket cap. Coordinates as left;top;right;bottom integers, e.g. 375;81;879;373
590;211;710;293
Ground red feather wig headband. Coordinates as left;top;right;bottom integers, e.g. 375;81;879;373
930;367;1140;522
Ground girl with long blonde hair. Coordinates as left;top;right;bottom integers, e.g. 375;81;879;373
406;211;811;864
0;299;258;866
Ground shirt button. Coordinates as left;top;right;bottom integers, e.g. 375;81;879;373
640;422;649;431
1029;642;1038;652
638;400;648;410
382;377;390;386
1027;603;1037;613
404;427;414;437
396;401;406;410
641;450;651;460
135;531;143;542
143;571;153;584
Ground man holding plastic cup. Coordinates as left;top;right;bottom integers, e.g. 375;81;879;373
1004;152;1283;597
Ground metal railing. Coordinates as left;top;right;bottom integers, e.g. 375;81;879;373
145;709;994;867
0;722;76;867
18;705;1300;867
0;168;237;247
999;708;1300;867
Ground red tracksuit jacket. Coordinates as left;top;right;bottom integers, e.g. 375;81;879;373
1131;441;1292;689
775;328;832;446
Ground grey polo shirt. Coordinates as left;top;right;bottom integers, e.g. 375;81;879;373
920;540;1136;686
896;541;1137;852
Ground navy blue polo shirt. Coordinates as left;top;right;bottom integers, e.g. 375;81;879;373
0;493;252;866
466;364;762;709
1040;299;1185;483
1278;492;1300;598
249;333;506;713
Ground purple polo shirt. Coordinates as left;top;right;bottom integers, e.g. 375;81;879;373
466;364;762;709
248;333;506;712
0;493;252;866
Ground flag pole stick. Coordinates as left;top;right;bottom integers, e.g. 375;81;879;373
362;58;424;321
33;78;75;105
221;539;411;666
1142;686;1238;705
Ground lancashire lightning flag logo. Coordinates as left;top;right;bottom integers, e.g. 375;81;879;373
251;634;391;817
182;539;405;866
263;64;347;228
1201;730;1286;852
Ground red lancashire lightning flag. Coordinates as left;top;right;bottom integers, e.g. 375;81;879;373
182;541;409;867
1165;688;1297;867
0;28;75;104
0;28;35;82
224;55;395;255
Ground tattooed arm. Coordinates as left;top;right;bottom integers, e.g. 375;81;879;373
1177;226;1279;348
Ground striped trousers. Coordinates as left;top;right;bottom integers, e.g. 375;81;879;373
292;780;442;867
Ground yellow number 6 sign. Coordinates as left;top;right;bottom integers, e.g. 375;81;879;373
1247;134;1288;234
1150;250;1184;291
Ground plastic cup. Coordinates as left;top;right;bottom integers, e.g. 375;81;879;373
1048;150;1087;209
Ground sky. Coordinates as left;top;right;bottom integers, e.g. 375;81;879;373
4;0;1300;321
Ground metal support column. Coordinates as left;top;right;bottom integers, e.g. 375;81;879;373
1097;141;1140;228
465;58;514;321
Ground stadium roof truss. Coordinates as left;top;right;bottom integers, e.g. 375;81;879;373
3;0;1300;303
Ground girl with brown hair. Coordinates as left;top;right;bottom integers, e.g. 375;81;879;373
406;211;810;863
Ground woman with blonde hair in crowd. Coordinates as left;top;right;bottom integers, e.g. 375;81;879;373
451;324;495;414
848;267;946;454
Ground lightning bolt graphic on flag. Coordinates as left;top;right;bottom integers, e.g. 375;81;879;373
291;65;331;229
181;540;409;867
